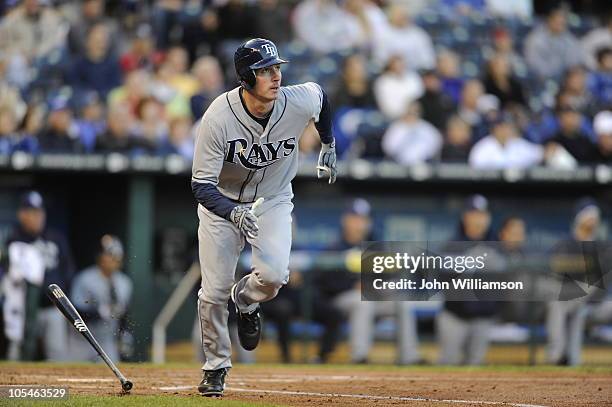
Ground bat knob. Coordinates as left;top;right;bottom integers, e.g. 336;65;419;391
122;380;133;392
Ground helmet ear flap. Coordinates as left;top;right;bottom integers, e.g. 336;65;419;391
241;69;256;90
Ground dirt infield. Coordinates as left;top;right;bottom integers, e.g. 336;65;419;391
1;363;611;406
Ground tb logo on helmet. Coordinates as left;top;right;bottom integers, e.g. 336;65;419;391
261;44;277;57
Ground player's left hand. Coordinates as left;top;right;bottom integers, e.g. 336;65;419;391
317;140;337;184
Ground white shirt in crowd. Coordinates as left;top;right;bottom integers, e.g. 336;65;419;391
581;26;612;70
374;24;436;71
382;119;442;165
293;0;363;54
486;0;533;19
374;71;424;120
469;135;543;169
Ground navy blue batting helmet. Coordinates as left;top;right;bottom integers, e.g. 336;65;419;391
234;38;288;90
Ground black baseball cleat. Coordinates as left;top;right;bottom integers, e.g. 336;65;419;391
231;284;262;351
198;368;227;397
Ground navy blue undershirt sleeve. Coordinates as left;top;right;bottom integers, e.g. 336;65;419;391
191;182;237;220
314;89;333;145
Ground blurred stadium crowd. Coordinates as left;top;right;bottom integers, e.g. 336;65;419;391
0;0;611;168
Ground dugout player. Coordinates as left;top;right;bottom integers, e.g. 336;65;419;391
1;191;75;361
191;38;336;396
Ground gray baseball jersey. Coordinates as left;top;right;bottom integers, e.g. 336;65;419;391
191;83;323;202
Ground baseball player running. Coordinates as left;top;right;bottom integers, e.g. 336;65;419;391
191;38;336;396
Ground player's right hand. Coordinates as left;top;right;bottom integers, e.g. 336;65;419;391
317;140;337;184
230;205;259;239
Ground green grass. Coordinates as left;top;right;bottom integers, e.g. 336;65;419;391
7;395;282;407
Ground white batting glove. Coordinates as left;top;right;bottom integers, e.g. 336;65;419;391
230;197;265;239
316;140;337;184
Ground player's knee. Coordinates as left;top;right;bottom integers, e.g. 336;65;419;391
260;273;286;288
254;255;288;286
258;266;289;288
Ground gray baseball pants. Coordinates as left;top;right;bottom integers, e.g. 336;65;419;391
196;193;293;371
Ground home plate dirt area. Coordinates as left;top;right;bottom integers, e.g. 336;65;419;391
1;363;611;406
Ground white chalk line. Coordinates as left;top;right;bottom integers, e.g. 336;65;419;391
151;385;549;407
232;374;612;383
50;374;611;388
68;385;111;389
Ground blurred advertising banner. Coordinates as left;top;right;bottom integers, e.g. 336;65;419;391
361;241;612;302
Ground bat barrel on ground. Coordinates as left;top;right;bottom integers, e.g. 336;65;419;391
46;284;133;392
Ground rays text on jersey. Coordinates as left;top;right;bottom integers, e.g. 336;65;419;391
225;137;296;170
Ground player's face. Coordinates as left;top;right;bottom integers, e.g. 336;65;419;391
462;210;490;240
98;252;123;274
18;208;45;235
253;64;282;101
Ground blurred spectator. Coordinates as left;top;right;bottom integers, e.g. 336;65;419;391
457;79;485;127
524;7;584;80
2;191;75;360
151;0;186;49
217;0;257;40
386;0;429;16
120;24;164;74
374;55;424;120
0;0;68;88
440;0;486;18
108;69;152;118
382;101;442;165
331;53;376;115
417;69;456;131
343;0;390;52
134;97;168;145
482;53;526;110
485;0;532;19
69;23;122;99
440;115;472;162
0;79;27;124
15;104;44;154
253;0;292;46
490;27;526;77
374;4;435;71
586;47;612;108
547;106;601;163
163;46;199;99
437;194;497;366
525;90;596;144
95;105;154;155
0;107;19;155
581;14;612;70
150;63;191;119
37;97;82;154
181;9;221;64
472;93;502;141
547;198;602;365
293;0;363;54
594;110;612;162
70;235;132;362
190;56;225;120
157;116;194;160
74;92;106;153
67;0;118;57
560;66;598;117
437;50;465;104
469;112;543;169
